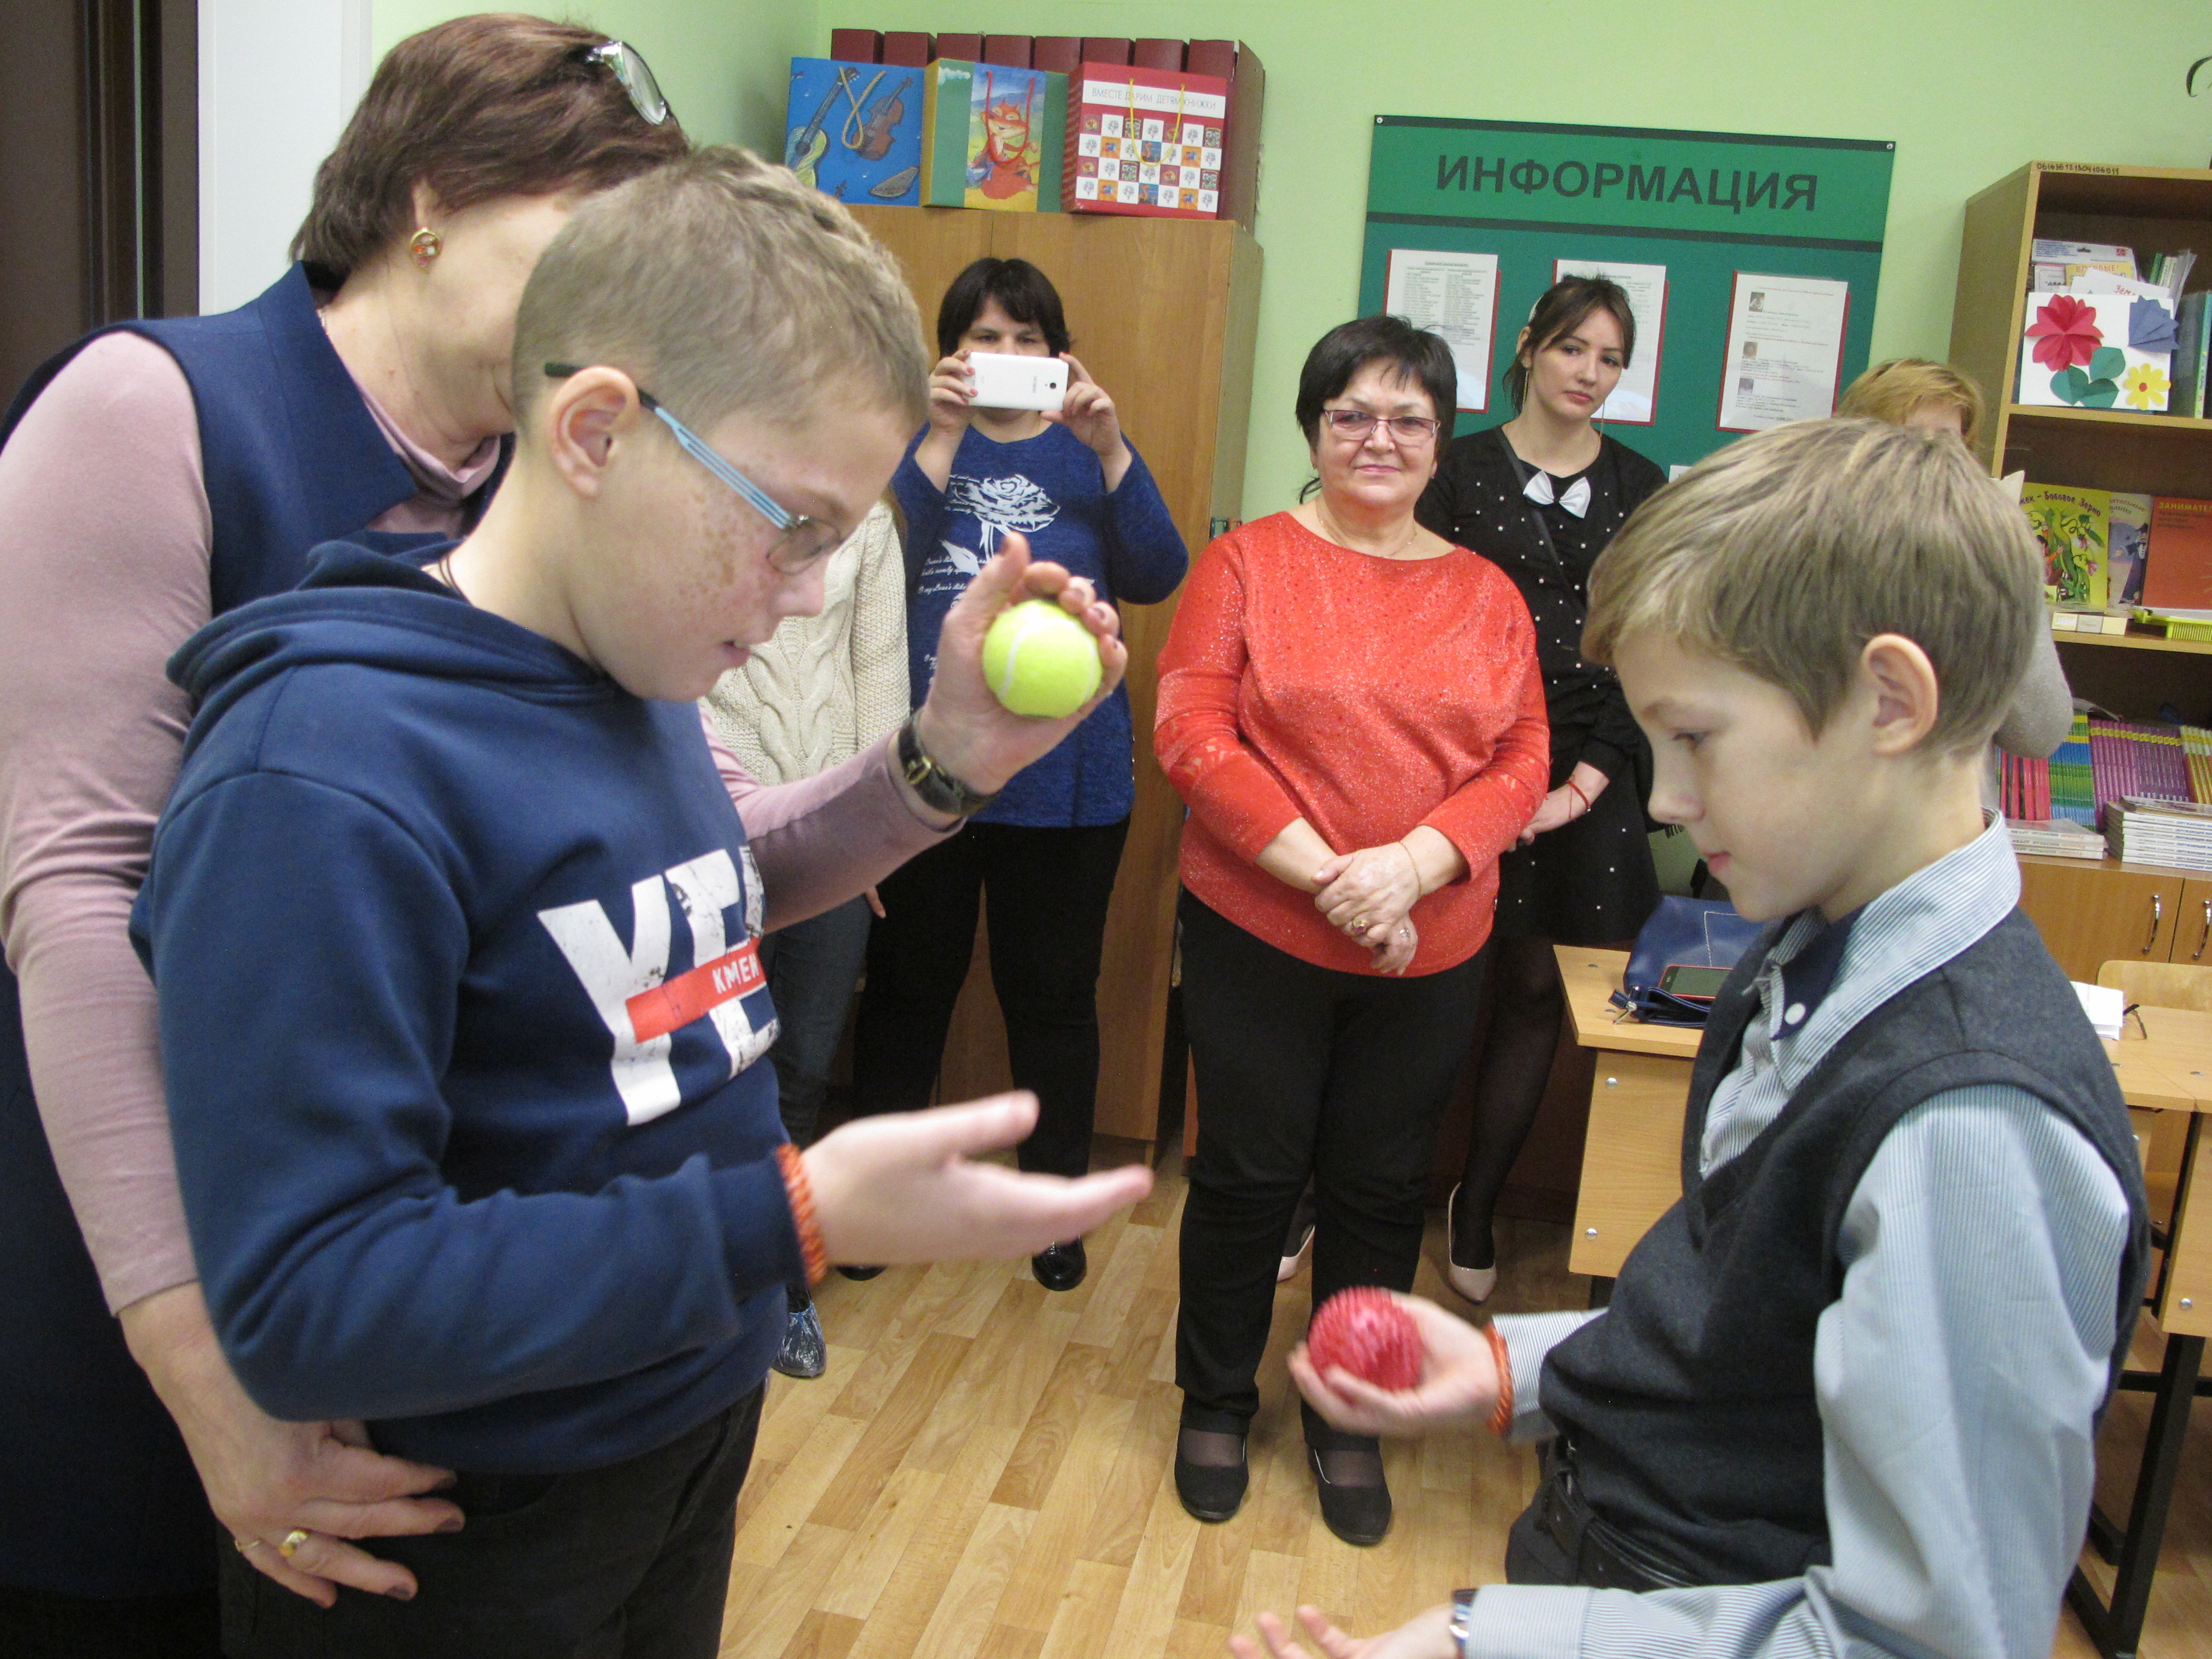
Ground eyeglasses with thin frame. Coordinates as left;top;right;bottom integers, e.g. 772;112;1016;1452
1321;407;1443;446
543;364;842;574
578;39;673;126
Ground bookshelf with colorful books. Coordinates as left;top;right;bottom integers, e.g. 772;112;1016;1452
1952;163;2212;977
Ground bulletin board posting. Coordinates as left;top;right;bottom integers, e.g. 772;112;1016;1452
1358;116;1895;475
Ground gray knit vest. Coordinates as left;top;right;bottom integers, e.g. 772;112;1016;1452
1539;910;2151;1584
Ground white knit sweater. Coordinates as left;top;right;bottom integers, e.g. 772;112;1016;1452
702;501;909;785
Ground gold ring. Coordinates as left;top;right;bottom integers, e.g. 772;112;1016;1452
278;1529;311;1559
233;1536;259;1553
1352;914;1369;931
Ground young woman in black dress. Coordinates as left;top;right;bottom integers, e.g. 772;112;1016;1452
1415;276;1666;1301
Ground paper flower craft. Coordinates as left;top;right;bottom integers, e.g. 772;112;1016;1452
2026;294;2105;370
2123;361;2171;409
2128;297;2180;354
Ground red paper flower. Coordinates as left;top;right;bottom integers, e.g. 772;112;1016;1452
2026;294;2104;370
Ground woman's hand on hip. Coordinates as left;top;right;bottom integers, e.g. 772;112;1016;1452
119;1282;462;1607
909;531;1125;807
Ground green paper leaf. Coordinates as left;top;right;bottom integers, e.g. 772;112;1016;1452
2080;378;2119;409
2088;346;2127;380
2053;366;2090;403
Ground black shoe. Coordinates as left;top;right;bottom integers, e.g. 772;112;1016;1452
771;1302;827;1379
836;1264;884;1281
1032;1239;1087;1292
1175;1429;1249;1523
1309;1445;1392;1546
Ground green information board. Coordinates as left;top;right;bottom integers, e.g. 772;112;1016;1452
1359;116;1894;472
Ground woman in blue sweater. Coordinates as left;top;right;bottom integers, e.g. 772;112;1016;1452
852;258;1187;1292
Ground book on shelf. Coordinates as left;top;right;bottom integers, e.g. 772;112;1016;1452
2008;818;2105;860
2051;714;2100;828
2106;797;2212;871
2021;483;2109;608
2001;751;2052;822
2049;608;2130;634
2087;719;2194;823
2171;292;2211;418
2145;497;2212;611
2109;492;2151;608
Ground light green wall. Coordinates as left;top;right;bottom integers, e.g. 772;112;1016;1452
372;0;811;152
378;2;2212;515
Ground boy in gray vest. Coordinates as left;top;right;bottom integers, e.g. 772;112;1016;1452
1238;418;2151;1659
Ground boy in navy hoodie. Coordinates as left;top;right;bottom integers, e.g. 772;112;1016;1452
1235;420;2151;1659
130;147;1149;1658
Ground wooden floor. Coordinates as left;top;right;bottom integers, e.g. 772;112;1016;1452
720;1151;2212;1659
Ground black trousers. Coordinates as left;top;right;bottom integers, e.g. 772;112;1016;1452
851;818;1130;1178
1175;891;1485;1432
215;1388;762;1659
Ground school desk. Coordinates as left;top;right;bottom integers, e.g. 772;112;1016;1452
1556;945;2212;1659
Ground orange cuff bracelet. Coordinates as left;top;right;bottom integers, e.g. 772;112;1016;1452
1484;1322;1514;1438
776;1143;829;1287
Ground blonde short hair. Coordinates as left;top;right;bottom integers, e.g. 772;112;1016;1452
1837;358;1986;450
1584;419;2042;755
512;146;929;431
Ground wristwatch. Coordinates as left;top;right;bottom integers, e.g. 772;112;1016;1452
1449;1588;1476;1656
896;716;999;819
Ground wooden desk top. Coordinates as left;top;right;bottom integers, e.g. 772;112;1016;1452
1554;946;2212;1112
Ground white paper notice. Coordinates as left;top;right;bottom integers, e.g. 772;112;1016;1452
1552;258;1667;424
1718;273;1851;431
1384;249;1499;412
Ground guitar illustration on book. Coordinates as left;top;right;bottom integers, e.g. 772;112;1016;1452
785;67;856;187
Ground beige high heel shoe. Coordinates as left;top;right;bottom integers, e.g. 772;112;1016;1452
1444;1185;1498;1304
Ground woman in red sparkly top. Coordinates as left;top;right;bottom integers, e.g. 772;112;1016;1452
1155;316;1547;1546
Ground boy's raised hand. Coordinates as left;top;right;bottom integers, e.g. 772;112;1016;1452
910;531;1127;802
802;1093;1151;1264
1287;1292;1502;1437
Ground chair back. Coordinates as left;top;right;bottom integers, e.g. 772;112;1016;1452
2096;960;2212;1014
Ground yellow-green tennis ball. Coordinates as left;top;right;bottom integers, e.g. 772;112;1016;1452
982;599;1103;718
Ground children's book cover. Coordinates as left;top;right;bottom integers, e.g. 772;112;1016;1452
1065;64;1230;218
2145;496;2212;611
2108;492;2151;609
2017;292;2173;412
2020;483;2110;609
920;61;1064;210
785;59;921;206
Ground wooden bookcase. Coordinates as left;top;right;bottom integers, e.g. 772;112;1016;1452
847;205;1262;1144
1949;163;2212;980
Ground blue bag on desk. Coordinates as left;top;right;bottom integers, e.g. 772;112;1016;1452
1612;897;1765;1026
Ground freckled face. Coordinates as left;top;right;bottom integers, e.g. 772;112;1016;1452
571;395;909;702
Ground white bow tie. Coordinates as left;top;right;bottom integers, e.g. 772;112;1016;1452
1523;471;1591;518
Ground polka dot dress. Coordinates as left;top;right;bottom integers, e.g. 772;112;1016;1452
1417;427;1666;946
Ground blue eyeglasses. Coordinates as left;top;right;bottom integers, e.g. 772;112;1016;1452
544;364;841;573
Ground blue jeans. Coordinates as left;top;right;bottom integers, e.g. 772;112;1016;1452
759;896;873;1148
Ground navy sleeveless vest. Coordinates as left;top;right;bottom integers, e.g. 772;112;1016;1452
1536;910;2151;1586
0;265;504;1598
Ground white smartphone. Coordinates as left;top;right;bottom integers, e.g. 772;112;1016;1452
965;351;1068;412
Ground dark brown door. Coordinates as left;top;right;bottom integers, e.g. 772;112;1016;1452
0;0;196;401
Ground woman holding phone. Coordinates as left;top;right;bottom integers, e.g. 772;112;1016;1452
850;258;1186;1293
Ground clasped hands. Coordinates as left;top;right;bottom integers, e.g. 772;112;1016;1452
1313;842;1423;975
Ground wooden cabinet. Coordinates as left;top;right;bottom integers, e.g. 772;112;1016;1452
846;206;1262;1142
1950;164;2212;981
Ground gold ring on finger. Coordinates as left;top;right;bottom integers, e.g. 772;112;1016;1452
278;1529;311;1559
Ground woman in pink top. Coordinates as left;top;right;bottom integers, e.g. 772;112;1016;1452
0;19;688;1646
1155;317;1547;1545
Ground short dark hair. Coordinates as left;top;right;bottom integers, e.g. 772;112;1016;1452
292;15;692;288
1294;315;1456;447
936;258;1070;357
1504;277;1637;411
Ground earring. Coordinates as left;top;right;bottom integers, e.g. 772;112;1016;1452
408;227;442;268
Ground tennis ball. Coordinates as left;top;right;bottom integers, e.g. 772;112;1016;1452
981;599;1103;719
1307;1287;1422;1392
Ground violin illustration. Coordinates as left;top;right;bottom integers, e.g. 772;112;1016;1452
846;74;909;162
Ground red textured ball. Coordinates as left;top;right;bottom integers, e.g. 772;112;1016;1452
1306;1287;1422;1392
